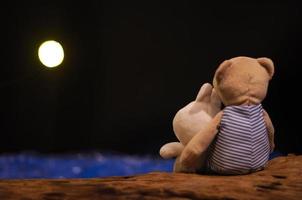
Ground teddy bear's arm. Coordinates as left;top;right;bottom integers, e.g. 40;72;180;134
179;111;223;169
263;110;275;153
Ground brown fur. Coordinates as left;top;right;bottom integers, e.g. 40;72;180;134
179;56;275;171
213;56;274;106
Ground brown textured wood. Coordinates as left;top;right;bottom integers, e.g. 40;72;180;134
0;155;301;200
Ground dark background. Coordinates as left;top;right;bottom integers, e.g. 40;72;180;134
1;1;301;154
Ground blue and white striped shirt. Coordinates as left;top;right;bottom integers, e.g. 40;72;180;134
207;104;270;175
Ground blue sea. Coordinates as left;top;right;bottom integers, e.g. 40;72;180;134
0;152;174;179
0;151;284;179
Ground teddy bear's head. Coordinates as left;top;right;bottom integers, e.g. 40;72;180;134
213;56;274;106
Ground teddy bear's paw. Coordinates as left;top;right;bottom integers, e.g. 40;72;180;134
173;157;198;173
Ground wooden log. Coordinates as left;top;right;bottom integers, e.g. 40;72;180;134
0;155;301;200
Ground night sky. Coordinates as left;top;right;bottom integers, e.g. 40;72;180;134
1;1;301;154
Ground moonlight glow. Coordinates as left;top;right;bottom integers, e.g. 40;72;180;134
38;40;64;68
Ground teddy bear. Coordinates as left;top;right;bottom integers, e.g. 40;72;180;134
178;56;275;175
159;82;221;172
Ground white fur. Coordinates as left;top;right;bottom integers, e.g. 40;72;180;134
159;83;221;160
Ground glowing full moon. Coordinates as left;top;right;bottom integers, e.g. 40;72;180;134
38;40;64;68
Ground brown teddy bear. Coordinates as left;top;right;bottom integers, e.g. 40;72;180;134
178;56;275;175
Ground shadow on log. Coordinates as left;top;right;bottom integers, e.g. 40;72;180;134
0;155;301;199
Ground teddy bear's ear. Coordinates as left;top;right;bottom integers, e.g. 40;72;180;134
257;57;274;79
214;60;232;84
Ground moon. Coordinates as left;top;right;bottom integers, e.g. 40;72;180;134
38;40;64;68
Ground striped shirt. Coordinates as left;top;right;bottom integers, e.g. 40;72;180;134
207;104;270;175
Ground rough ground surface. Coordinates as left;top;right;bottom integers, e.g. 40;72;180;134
0;155;301;200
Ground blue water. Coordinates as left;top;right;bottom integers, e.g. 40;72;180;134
0;152;174;179
0;151;284;179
